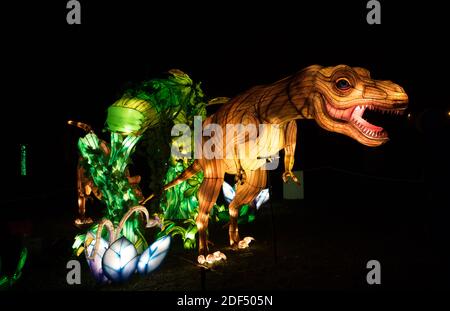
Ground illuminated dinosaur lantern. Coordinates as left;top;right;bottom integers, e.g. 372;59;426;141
146;64;409;264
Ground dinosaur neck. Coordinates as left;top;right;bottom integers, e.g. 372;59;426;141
261;66;319;124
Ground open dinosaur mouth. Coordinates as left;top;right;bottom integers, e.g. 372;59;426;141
325;102;406;139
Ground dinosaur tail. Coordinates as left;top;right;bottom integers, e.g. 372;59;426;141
207;97;230;106
68;120;93;133
141;160;202;205
163;160;202;191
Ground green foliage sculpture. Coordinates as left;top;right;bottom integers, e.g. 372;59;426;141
71;69;257;264
76;131;148;251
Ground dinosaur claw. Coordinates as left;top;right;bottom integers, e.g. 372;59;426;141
238;236;255;249
74;217;93;225
206;254;216;264
198;255;206;265
198;252;227;265
282;171;300;185
213;251;227;261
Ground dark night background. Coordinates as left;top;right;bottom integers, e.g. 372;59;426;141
1;0;450;295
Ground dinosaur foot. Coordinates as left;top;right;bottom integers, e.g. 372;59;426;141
197;251;227;265
74;217;93;225
235;236;255;249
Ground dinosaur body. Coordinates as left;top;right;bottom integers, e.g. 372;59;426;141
159;64;408;264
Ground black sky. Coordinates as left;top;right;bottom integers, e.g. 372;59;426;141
3;1;449;205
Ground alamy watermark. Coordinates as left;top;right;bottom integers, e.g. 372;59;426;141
366;259;381;285
66;0;81;25
66;2;380;26
366;0;381;25
66;259;81;285
170;116;280;170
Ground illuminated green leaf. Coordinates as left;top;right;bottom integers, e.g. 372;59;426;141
0;276;9;289
15;248;27;274
187;178;199;187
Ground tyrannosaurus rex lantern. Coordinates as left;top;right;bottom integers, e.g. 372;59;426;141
149;64;409;264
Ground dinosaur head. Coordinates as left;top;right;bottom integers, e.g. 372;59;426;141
310;65;408;147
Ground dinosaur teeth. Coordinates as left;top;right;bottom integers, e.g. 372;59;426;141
351;112;385;139
360;105;404;116
330;102;402;140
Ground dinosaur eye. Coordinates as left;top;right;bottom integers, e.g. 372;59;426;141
335;78;351;91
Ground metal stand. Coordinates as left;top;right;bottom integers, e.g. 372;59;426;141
200;266;206;290
267;170;278;264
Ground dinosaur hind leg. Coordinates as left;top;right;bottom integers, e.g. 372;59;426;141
195;160;225;264
228;168;267;248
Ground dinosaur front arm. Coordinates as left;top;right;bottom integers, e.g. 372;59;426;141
282;120;300;184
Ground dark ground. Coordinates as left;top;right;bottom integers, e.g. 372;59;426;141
3;179;450;291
